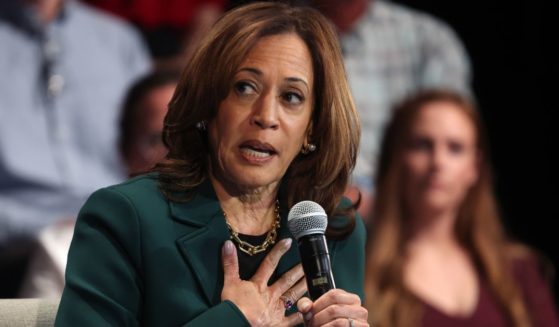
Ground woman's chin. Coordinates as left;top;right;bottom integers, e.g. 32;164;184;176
222;172;281;194
414;194;456;215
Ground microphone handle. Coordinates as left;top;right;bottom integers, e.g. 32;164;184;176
298;234;336;300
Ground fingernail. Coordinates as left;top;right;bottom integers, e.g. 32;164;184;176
304;312;313;321
300;300;311;311
223;240;234;255
283;238;292;249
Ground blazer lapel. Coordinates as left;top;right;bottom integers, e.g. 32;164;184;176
171;180;229;305
170;182;303;305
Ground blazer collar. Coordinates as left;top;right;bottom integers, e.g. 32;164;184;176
171;179;227;304
169;178;222;226
170;179;301;305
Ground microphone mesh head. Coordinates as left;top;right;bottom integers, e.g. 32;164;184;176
287;201;327;240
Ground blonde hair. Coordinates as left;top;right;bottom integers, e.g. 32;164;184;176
365;89;532;326
156;2;360;237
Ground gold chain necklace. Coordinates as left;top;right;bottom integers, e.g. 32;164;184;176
223;200;281;256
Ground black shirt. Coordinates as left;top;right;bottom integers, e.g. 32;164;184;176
236;233;274;281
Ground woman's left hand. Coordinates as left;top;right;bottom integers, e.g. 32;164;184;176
297;289;369;327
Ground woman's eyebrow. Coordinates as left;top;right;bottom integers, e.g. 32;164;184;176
238;67;310;92
285;77;309;92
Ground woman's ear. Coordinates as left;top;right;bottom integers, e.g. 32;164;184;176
305;121;314;141
300;123;317;155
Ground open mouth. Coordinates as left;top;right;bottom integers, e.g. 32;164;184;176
239;141;277;158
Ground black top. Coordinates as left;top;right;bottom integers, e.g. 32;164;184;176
236;233;274;281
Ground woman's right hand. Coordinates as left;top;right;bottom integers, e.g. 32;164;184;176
221;238;307;327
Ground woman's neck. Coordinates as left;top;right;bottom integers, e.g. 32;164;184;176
402;209;480;319
406;209;460;248
209;173;279;235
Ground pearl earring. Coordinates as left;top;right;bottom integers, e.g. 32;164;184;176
301;143;317;154
195;121;206;131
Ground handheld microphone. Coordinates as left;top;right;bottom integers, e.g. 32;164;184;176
287;201;335;300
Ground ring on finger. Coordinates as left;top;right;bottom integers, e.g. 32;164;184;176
348;317;355;327
280;296;294;310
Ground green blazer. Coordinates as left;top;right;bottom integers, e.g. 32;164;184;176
55;175;366;326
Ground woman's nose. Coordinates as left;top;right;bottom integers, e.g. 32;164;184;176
250;93;279;129
431;146;446;170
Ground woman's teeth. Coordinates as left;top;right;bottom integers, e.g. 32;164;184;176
241;147;271;158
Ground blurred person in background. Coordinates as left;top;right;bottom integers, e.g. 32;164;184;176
119;70;180;175
84;0;226;70
365;90;559;326
18;70;179;299
0;0;150;297
309;0;472;221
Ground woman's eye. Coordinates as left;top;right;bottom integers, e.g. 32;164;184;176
283;92;304;105
234;81;256;96
448;141;464;154
410;138;431;151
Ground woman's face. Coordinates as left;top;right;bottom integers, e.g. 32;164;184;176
402;101;478;215
208;33;314;193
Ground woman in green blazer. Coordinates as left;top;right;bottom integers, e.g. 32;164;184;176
56;3;368;326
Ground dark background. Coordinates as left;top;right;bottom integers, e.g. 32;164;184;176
395;0;558;300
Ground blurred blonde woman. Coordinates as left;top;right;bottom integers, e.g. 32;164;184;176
365;89;558;326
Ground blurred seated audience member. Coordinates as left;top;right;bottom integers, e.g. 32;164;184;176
119;70;180;175
0;0;150;297
364;89;559;326
309;0;472;221
18;70;179;298
84;0;225;70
